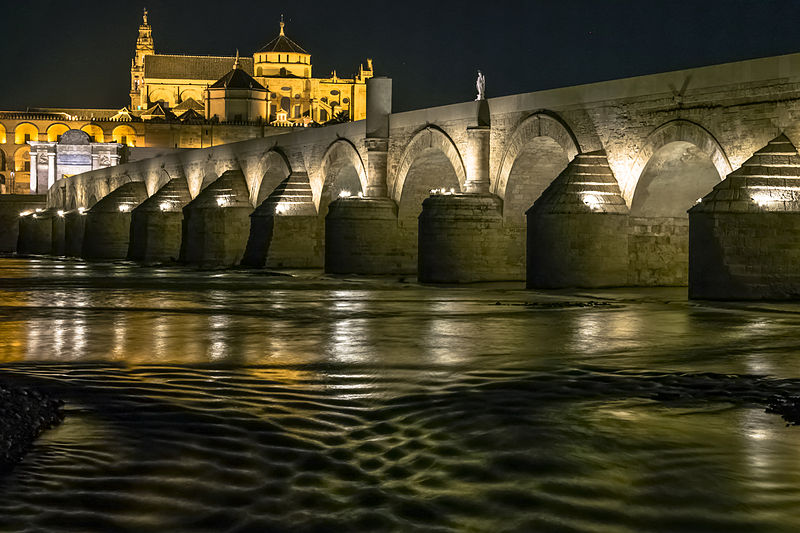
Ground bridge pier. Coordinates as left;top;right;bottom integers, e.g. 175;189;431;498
64;209;86;257
324;77;406;275
326;196;407;274
526;151;629;288
689;134;800;299
51;211;65;256
0;195;46;253
243;172;321;269
82;182;148;261
418;193;508;282
129;178;191;263
17;210;54;255
180;169;253;267
418;104;513;282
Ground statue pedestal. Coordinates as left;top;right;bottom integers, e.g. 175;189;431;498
325;197;409;275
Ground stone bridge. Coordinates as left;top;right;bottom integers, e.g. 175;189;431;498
15;52;800;298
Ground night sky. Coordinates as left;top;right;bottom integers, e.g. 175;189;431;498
3;0;800;113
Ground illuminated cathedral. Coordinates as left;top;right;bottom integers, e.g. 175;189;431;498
129;10;373;125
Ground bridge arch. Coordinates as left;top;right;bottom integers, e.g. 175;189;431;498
255;148;293;206
318;138;367;213
627;120;731;286
625;119;731;204
494;112;580;202
391;125;466;204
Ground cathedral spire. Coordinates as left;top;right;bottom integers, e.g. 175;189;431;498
233;49;240;70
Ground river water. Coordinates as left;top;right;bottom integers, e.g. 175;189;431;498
1;257;800;532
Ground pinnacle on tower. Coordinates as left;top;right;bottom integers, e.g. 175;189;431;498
280;14;285;36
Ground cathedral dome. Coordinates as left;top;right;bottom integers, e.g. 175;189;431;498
256;20;308;54
253;20;312;79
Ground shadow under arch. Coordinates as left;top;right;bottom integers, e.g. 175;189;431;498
625;119;731;204
318;138;367;213
254;147;294;207
626;120;731;287
391;125;467;204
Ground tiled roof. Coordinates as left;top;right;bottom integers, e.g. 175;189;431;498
257;25;308;54
144;54;254;80
173;98;205;114
210;68;266;90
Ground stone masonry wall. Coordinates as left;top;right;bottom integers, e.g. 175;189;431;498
690;212;800;300
628;217;689;286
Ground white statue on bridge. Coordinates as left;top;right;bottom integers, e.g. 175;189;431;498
476;70;485;101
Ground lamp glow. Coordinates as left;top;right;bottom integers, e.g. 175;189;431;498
751;192;772;208
118;204;131;212
159;201;171;211
57;210;64;217
216;197;228;207
582;194;602;211
338;190;351;198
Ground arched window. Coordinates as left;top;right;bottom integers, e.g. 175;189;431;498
0;123;6;144
81;124;105;143
112;125;137;146
14;123;38;145
47;123;69;142
14;145;30;172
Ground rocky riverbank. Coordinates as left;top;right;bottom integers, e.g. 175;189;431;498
0;384;64;473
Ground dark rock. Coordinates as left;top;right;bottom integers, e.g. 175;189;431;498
0;383;64;473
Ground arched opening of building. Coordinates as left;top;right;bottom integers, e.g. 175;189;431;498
503;136;571;275
630;141;722;285
0;123;6;144
14;146;30;172
112;125;137;147
398;148;461;262
81;124;105;143
47;123;70;142
14;123;38;145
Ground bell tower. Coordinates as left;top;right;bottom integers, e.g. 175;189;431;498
130;8;155;110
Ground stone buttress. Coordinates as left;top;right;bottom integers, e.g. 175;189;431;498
17;209;56;256
689;134;800;299
0;195;46;253
526;151;629;288
242;172;321;269
180;169;253;267
129;177;192;263
82;182;148;261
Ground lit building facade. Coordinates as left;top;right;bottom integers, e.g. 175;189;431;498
129;12;373;125
0;10;372;194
